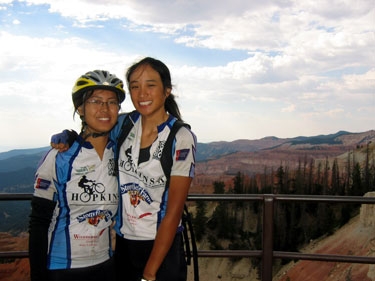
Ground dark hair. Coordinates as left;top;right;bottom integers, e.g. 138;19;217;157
126;57;182;121
73;90;94;132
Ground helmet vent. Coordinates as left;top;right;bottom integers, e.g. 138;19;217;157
76;81;88;86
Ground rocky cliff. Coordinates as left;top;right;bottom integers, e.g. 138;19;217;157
274;192;375;281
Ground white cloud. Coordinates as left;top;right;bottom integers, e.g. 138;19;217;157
281;104;296;113
0;30;136;151
0;0;374;151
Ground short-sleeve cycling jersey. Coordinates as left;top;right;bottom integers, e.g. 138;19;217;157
33;138;118;269
114;113;196;240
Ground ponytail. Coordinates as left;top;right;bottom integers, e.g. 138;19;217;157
165;93;182;121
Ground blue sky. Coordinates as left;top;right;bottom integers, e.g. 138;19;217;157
0;0;374;152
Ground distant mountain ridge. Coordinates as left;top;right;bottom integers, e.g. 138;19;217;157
0;130;372;192
196;130;375;161
0;130;374;233
0;130;374;167
0;146;49;161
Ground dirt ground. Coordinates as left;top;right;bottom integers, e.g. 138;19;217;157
274;214;375;281
0;232;30;281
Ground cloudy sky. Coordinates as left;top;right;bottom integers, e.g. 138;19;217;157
0;0;374;152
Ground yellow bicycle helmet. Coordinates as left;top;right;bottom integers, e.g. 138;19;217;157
72;70;125;108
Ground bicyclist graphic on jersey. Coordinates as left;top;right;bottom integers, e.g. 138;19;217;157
79;175;105;194
79;175;95;194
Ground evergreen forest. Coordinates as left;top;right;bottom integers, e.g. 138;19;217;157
191;143;375;275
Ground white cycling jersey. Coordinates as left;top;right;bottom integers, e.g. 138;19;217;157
33;138;118;269
114;113;196;240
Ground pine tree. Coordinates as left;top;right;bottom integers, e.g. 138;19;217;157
193;200;207;241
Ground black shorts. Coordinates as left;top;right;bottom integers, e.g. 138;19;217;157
47;257;115;281
114;232;187;281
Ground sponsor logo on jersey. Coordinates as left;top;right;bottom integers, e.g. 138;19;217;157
139;212;152;219
153;141;165;160
35;178;51;189
77;209;112;226
176;149;190;161
108;158;116;176
75;165;96;175
119;148;167;187
120;183;153;207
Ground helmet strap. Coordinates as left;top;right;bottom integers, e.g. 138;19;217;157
92;132;109;138
81;124;109;140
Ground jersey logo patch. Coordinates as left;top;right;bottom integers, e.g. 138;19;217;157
152;141;165;160
176;149;190;161
35;178;51;190
108;158;116;176
77;210;112;226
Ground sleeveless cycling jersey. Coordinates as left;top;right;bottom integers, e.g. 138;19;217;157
33;138;118;269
